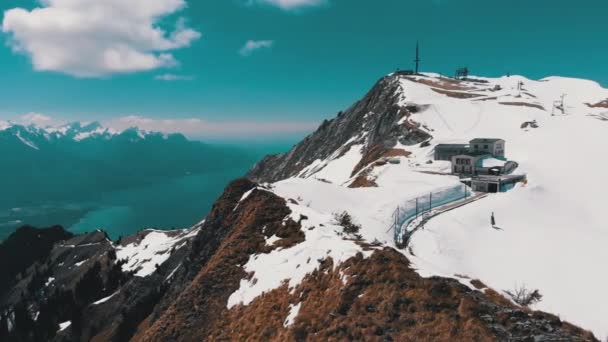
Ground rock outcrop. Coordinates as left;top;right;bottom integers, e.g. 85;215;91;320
247;75;431;183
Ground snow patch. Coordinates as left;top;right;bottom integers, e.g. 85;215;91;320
16;131;39;150
227;202;373;309
298;144;364;185
74;259;88;267
116;227;199;277
92;291;119;305
58;321;71;332
284;302;301;327
265;235;282;246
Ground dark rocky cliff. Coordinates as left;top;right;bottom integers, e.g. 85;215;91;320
247;74;431;183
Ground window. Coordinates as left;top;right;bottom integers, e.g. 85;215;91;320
484;144;489;149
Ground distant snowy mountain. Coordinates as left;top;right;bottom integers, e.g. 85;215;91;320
0;121;254;236
0;121;176;150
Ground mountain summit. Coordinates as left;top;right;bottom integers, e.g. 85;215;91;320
1;72;606;341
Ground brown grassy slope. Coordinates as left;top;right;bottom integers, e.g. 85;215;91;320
211;249;596;342
406;77;476;91
431;88;485;99
137;243;597;341
351;144;411;177
213;250;493;342
131;187;304;342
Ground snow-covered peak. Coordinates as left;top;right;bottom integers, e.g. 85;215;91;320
0;120;12;131
245;71;608;339
0;120;180;150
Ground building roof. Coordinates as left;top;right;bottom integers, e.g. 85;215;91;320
452;152;491;159
435;143;469;149
469;138;505;144
481;157;507;168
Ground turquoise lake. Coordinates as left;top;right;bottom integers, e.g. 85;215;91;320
0;140;294;241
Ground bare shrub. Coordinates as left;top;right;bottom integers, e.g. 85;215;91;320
334;211;361;236
505;284;543;307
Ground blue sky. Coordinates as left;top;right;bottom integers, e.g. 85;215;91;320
0;0;607;140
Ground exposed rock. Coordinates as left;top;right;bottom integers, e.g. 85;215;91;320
0;225;73;296
585;99;608;108
499;101;546;110
247;75;431;183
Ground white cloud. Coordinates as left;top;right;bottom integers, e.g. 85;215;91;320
253;0;327;10
239;40;274;56
19;113;60;126
2;0;201;77
154;74;195;81
104;115;317;138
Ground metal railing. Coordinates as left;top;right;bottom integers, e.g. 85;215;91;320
392;184;470;247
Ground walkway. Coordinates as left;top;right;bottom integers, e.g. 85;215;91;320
397;192;488;248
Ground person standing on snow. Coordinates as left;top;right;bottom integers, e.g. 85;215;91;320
491;212;496;227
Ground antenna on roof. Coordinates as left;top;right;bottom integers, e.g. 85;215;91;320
552;94;567;116
517;80;524;97
414;41;420;74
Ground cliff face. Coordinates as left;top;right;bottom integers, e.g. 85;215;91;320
248;75;431;184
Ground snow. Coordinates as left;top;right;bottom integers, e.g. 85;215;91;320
16;131;39;150
239;188;256;202
284;302;301;327
274;168;461;246
92;291;119;305
73;127;108;141
226;201;374;309
165;264;181;281
481;157;506;168
265;235;282;246
116;227;199;277
45;277;55;286
233;188;257;211
58;321;71;332
298;144;364;185
394;74;608;339
74;259;88;267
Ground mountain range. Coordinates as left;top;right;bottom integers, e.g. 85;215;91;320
0;122;263;241
1;71;607;341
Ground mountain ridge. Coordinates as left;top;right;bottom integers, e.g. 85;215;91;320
1;71;606;340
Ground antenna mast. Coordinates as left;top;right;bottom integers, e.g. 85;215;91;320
414;41;420;74
551;94;567;116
